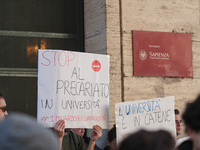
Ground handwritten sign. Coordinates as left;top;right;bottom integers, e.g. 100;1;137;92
37;49;110;128
115;96;176;144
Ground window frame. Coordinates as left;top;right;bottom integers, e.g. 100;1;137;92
0;0;84;77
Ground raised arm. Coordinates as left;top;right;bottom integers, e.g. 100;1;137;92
54;120;65;150
88;125;102;150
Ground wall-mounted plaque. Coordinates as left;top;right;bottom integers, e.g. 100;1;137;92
133;30;193;77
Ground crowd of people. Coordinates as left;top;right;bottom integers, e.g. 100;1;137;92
1;92;200;150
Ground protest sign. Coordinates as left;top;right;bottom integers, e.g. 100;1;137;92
115;96;176;144
37;49;110;129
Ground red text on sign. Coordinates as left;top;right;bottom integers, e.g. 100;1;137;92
41;50;75;67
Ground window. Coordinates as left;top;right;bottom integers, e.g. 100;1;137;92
0;0;84;117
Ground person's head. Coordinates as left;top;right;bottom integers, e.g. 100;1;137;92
0;112;59;150
118;130;175;150
71;128;85;137
0;93;8;122
107;124;117;150
174;109;182;136
182;95;200;149
178;139;193;150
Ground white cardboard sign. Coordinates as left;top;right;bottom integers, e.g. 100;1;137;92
37;49;110;128
115;96;176;144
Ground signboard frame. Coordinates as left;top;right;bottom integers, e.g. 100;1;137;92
133;30;193;77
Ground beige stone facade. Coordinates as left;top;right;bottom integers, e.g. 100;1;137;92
84;0;200;138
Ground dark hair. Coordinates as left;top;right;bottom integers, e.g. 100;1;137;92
107;124;116;143
182;95;200;132
178;140;193;150
0;93;4;99
118;130;175;150
174;109;179;115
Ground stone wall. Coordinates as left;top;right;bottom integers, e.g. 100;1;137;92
84;0;122;128
121;0;200;138
84;0;122;147
84;0;200;138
